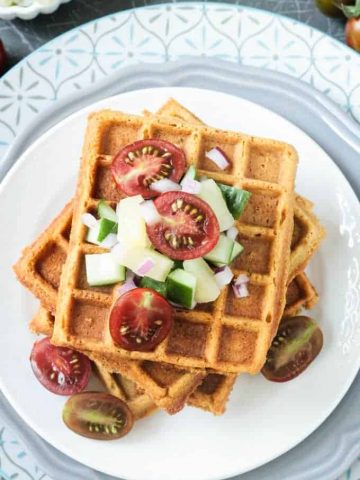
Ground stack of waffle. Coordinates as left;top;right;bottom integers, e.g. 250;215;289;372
14;100;325;421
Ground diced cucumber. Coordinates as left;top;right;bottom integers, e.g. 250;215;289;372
97;200;118;222
198;179;234;231
230;240;244;262
181;165;197;183
97;218;117;242
140;277;167;297
166;269;197;308
116;195;150;248
111;245;174;282
86;226;117;249
85;253;125;286
217;183;251;219
183;258;220;303
204;234;235;265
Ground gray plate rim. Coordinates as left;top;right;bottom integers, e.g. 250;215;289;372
1;58;360;480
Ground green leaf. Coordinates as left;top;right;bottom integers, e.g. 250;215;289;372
217;183;251;219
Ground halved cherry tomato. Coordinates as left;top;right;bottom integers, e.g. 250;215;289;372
346;17;360;52
30;337;91;395
63;392;134;440
0;40;6;74
111;139;186;199
109;288;173;352
146;191;220;260
262;316;323;383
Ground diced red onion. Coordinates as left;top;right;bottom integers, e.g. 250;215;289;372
136;257;155;276
150;179;181;193
214;266;234;288
206;147;230;170
226;226;238;241
116;279;137;297
232;283;249;298
81;213;98;229
140;200;161;225
181;177;201;194
125;270;135;282
234;273;249;286
232;273;250;298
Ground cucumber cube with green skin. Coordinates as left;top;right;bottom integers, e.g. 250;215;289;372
86;225;117;248
97;200;118;222
85;253;125;286
198;179;234;231
217;184;251;219
97;218;117;242
183;258;220;303
204;234;235;265
140;277;167;298
230;241;244;262
166;269;197;308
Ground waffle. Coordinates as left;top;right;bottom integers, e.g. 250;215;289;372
290;197;326;282
31;307;235;415
156;100;325;283
50;108;298;374
283;272;318;318
15;102;322;412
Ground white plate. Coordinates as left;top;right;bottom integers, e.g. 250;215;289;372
0;87;359;480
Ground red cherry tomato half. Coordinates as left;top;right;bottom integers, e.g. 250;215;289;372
146;191;220;260
0;40;7;74
261;316;323;383
30;337;91;395
110;288;173;352
63;392;134;440
346;17;360;53
111;139;186;199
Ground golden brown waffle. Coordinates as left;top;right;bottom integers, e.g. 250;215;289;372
51;109;298;374
16;101;323;412
14;202;72;315
290;198;326;282
284;272;318;318
93;364;157;420
31;307;233;415
21;196;319;414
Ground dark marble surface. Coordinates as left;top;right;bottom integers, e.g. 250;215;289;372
0;0;345;73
